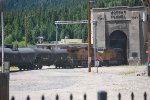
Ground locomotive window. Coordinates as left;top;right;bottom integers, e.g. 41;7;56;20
5;55;8;59
73;54;77;60
84;56;86;60
132;52;138;58
83;55;85;60
82;56;84;60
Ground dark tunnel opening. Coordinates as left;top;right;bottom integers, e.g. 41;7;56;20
109;30;127;64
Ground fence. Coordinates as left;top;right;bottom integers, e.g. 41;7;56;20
10;91;147;100
11;94;87;100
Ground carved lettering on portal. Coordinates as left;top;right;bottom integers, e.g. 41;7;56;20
97;14;104;21
111;10;126;19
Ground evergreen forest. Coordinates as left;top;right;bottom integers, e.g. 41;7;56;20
0;0;145;47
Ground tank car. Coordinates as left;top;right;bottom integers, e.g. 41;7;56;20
33;48;52;69
0;47;73;70
33;48;73;69
0;48;36;70
17;48;37;70
51;48;73;68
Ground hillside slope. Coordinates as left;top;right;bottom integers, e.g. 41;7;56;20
1;0;143;47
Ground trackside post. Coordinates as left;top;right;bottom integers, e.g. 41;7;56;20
98;91;107;100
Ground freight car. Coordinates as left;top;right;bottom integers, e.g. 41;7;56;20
0;47;72;70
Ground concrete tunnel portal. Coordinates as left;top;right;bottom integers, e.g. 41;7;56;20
109;30;128;64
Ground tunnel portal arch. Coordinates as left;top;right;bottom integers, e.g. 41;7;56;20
91;7;147;65
109;30;127;64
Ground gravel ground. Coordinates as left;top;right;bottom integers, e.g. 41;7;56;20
9;65;150;100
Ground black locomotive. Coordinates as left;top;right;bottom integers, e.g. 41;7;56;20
0;47;73;70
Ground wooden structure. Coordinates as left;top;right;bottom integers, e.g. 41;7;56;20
0;73;9;100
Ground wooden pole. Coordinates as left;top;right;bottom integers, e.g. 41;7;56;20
25;15;28;47
147;0;150;62
88;0;91;72
147;0;150;76
0;0;2;12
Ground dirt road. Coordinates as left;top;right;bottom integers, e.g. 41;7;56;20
10;66;150;100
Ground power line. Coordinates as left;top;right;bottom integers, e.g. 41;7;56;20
55;20;88;25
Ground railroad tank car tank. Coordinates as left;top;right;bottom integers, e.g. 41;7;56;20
17;48;36;70
33;48;52;69
0;47;36;70
51;48;73;68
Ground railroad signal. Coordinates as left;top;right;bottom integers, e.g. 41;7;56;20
96;56;103;61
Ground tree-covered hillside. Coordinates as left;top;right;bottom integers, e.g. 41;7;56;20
4;0;84;11
0;0;144;47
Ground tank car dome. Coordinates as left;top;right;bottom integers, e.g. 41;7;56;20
18;48;35;54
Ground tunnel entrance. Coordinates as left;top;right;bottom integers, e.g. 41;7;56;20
109;30;127;64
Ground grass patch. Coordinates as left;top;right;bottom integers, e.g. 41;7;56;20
0;66;19;72
122;64;146;67
10;66;19;71
120;70;135;75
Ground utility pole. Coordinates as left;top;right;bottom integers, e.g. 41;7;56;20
0;1;10;100
25;15;28;47
147;0;150;62
55;24;58;48
88;0;91;72
0;0;4;73
24;15;30;47
146;0;150;76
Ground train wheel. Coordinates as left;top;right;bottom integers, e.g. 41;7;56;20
63;66;66;69
35;65;42;70
30;66;34;70
24;65;29;70
34;65;38;70
18;66;23;71
38;65;42;69
55;65;60;69
75;65;78;68
22;66;26;70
